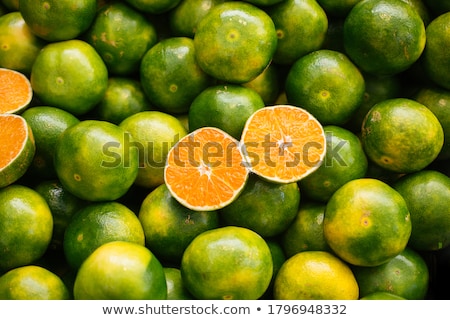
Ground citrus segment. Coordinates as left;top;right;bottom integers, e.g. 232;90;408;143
0;113;35;188
0;68;32;114
165;127;248;211
240;105;326;183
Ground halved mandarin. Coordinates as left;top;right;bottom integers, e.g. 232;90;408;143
0;113;35;188
0;68;33;114
240;105;326;183
164;127;249;211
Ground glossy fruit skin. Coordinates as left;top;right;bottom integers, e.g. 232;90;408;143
273;251;359;300
281;201;331;258
241;63;281;105
414;85;450;160
54;120;139;202
21;106;80;179
180;226;273;299
220;174;301;238
169;0;228;38
140;37;212;114
63;201;145;270
393;170;450;251
19;0;97;42
346;73;402;133
86;2;158;76
119;111;188;189
361;98;444;173
73;241;167;300
324;178;412;267
163;267;194;300
267;0;329;65
343;0;426;76
34;179;87;252
299;125;368;202
352;247;430;300
193;1;278;83
0;114;35;189
285;49;365;125
0;12;46;75
138;183;219;264
0;265;70;300
423;12;450;90
96;77;153;125
188;84;265;140
30;40;109;116
0;185;53;272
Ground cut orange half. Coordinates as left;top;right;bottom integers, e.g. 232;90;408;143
164;127;249;211
240;105;326;183
0;68;33;114
0;113;35;188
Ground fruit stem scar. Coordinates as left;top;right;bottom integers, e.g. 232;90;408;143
320;90;330;99
169;84;178;93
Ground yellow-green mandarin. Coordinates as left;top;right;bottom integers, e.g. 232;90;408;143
0;185;53;272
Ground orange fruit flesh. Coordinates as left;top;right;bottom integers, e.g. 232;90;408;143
0;115;27;168
165;127;248;211
241;105;326;183
0;68;32;114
